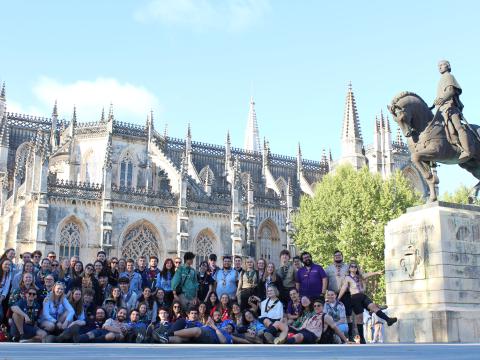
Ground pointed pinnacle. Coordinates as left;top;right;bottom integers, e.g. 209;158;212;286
72;105;77;124
348;81;352;91
0;82;5;99
187;123;191;138
100;107;105;122
297;142;302;156
52;100;58;117
108;103;114;121
226;130;231;144
287;177;293;196
163;123;168;137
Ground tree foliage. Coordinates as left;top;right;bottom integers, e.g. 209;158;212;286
293;165;422;303
440;184;479;205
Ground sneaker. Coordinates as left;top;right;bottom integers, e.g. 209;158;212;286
273;336;286;345
387;317;398;326
135;332;145;344
158;334;169;344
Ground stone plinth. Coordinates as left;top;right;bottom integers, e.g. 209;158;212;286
385;201;480;343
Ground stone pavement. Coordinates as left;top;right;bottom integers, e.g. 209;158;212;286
0;343;479;360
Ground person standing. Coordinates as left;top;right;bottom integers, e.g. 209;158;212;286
338;262;397;344
214;256;238;301
120;259;143;294
233;256;243;274
325;250;353;340
276;250;296;305
295;252;328;300
172;252;198;310
236;257;258;310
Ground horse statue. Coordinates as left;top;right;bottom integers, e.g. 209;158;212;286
387;91;480;202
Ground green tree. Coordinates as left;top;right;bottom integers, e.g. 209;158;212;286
440;184;479;205
293;165;422;303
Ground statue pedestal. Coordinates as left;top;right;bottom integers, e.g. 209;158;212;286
385;201;480;343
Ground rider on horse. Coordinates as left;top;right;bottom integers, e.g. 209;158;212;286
433;60;473;162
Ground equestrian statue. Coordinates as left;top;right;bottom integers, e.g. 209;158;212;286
388;60;480;202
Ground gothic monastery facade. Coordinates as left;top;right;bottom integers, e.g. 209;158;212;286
0;83;425;264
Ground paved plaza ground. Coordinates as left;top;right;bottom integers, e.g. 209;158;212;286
1;343;480;360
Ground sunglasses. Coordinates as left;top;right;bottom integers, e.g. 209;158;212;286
86;267;94;271
173;305;181;308
175;261;181;264
33;255;41;258
28;292;37;296
52;264;59;267
111;261;118;264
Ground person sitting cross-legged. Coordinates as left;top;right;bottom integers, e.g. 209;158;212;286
146;307;171;343
10;288;47;342
102;307;129;342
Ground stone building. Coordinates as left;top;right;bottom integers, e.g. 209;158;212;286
0;82;425;264
0;85;327;265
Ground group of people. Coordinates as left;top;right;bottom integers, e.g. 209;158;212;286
0;247;397;345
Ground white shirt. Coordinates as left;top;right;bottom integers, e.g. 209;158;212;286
260;297;284;320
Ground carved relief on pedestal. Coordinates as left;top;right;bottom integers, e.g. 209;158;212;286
400;244;423;279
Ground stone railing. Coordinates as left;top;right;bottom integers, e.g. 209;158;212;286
47;179;103;200
111;185;178;208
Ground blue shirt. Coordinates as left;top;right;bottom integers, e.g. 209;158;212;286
120;271;143;293
214;269;238;299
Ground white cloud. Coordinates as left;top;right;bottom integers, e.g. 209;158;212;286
134;0;270;31
7;77;161;123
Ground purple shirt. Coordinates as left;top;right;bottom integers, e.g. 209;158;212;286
295;264;327;298
287;300;302;317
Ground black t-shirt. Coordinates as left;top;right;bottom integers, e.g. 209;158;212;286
14;299;42;324
197;272;214;301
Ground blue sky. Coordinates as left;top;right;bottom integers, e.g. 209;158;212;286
1;0;479;193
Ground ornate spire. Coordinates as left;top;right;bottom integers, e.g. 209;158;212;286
163;123;168;138
287;177;293;196
244;96;261;152
0;115;10;147
52;100;58;117
204;166;211;185
247;173;254;192
185;123;192;154
385;112;391;133
72;106;77;126
104;133;113;169
108;103;114;122
100;107;105;122
342;82;362;141
225;130;231;160
0;82;5;100
296;142;303;174
321;148;328;165
147;110;154;129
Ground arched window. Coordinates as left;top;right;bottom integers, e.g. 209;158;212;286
195;229;216;267
122;223;160;261
120;152;134;188
258;220;281;265
59;222;81;259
